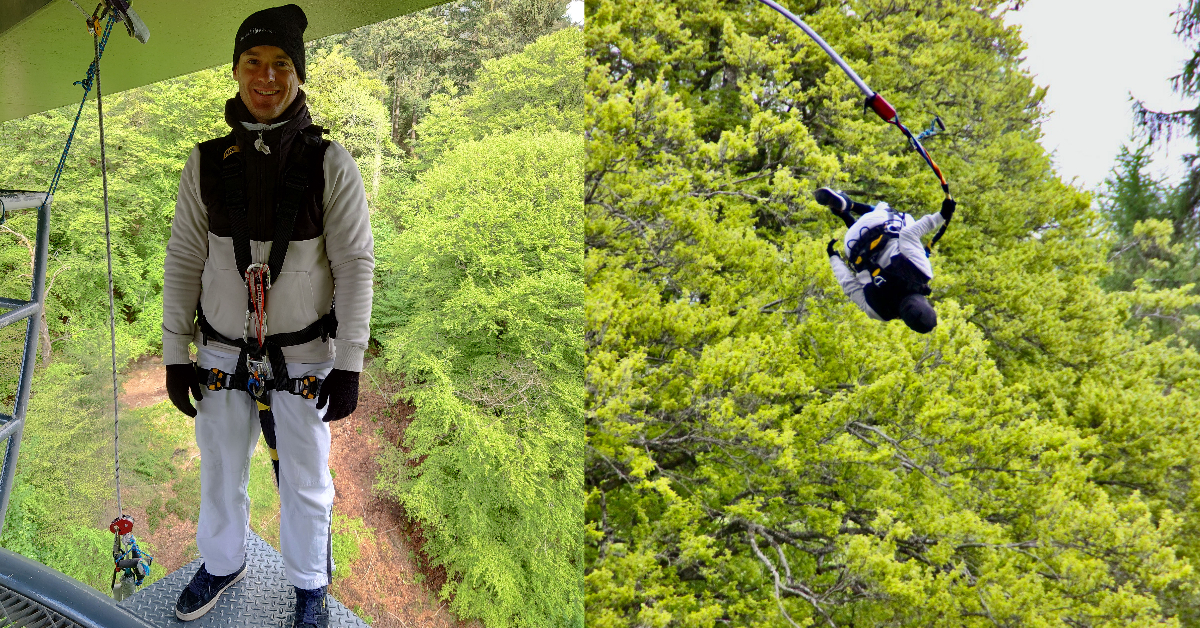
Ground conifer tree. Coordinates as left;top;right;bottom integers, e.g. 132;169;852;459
586;0;1200;625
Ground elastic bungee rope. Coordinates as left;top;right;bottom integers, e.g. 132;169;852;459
754;0;954;247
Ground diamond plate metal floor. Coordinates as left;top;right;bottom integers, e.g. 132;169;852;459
118;531;369;627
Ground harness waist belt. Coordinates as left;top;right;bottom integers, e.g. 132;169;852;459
201;365;322;400
197;304;337;350
195;303;337;399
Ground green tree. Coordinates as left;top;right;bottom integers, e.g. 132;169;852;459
418;26;584;164
304;45;395;203
373;130;584;628
370;26;585;628
1139;0;1200;227
315;0;571;155
1097;141;1200;341
586;0;1200;625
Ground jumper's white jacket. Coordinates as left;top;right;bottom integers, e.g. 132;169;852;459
829;203;944;320
161;140;374;372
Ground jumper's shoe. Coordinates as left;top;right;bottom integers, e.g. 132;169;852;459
175;562;247;621
814;187;851;214
293;585;330;628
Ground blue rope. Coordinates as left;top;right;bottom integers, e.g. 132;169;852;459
41;14;119;207
116;535;153;585
915;116;944;142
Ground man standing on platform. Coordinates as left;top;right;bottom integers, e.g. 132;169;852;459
161;5;374;627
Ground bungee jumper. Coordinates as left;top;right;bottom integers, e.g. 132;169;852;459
161;5;374;627
752;0;959;331
818;189;955;333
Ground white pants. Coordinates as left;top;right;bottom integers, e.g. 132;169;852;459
194;345;335;589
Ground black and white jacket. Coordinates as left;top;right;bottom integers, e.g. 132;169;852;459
162;91;374;371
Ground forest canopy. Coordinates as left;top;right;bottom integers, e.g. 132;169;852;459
585;0;1200;626
0;3;582;627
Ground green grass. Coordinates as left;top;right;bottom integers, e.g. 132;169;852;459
331;513;371;583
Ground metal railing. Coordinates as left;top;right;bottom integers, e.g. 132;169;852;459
0;189;51;536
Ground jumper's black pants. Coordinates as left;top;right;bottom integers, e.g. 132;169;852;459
835;196;876;228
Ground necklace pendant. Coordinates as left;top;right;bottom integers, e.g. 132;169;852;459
254;135;270;155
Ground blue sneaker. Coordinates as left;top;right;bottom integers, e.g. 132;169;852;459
814;187;850;213
175;562;247;621
293;585;329;627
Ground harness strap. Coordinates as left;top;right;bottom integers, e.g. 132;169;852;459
200;364;323;400
221;147;253;276
195;302;337;401
267;130;323;283
197;302;338;350
220;127;324;279
847;210;904;275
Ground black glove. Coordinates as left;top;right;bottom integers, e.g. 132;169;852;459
316;369;359;422
166;363;203;418
940;197;956;221
826;239;840;258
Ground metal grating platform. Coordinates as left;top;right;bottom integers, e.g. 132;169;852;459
119;532;369;627
0;586;81;628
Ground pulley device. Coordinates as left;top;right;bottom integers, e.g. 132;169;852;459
66;0;149;44
755;0;955;247
48;0;151;600
109;514;153;601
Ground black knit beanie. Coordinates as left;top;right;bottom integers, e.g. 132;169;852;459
232;4;308;82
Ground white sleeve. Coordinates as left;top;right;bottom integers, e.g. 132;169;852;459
829;256;883;320
900;210;946;240
322;141;375;372
162;148;208;365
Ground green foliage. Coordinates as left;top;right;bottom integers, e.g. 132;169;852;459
419;27;585;162
586;0;1200;625
375;129;584;628
330;513;371;583
313;0;572;153
0;352;123;591
371;36;586;622
1144;1;1200;218
305;45;397;203
1098;142;1200;341
0;481;112;590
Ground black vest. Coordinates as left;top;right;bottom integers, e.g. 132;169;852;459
195;126;330;247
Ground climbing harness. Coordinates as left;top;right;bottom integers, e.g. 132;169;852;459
843;207;931;297
845;209;906;285
192;125;337;481
45;1;151;599
755;0;955;247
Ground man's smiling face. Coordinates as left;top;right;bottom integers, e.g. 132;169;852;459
232;45;301;123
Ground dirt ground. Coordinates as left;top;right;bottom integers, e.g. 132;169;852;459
119;355;479;628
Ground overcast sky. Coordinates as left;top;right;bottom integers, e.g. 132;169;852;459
1004;0;1196;193
567;1;583;24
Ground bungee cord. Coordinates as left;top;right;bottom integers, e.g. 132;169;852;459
754;0;955;246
